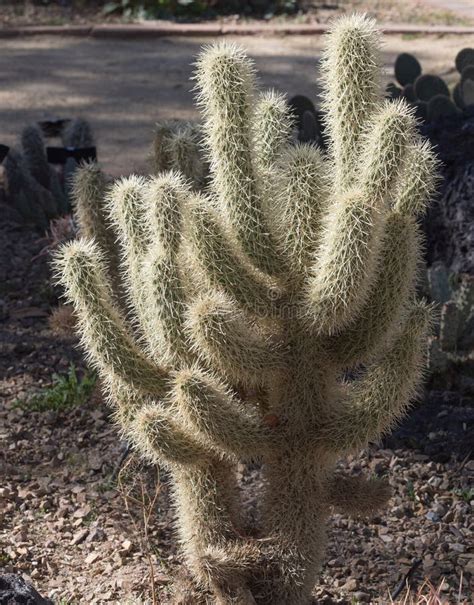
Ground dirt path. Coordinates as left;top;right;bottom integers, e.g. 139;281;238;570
0;33;471;177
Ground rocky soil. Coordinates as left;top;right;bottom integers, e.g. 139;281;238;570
0;216;473;604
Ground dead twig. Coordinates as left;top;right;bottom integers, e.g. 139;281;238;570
390;558;423;601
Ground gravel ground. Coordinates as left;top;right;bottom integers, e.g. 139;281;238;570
0;216;473;603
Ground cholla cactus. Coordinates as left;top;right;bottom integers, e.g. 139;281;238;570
21;124;69;215
55;15;437;604
151;120;208;189
62;117;95;203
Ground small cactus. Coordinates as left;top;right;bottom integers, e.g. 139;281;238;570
455;47;474;74
427;94;459;122
427;263;474;389
4;148;49;229
453;81;465;109
287;94;316;130
56;15;437;604
461;78;474;107
402;83;416;103
395;52;422;86
298;110;320;143
62;118;96;202
21;124;51;190
414;74;450;102
151;120;208;189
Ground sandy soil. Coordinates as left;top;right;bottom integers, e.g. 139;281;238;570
0;33;472;177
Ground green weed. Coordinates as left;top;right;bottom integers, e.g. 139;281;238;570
14;364;96;412
406;479;416;501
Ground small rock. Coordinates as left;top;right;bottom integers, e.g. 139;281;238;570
0;574;53;604
121;539;132;553
85;527;105;543
353;591;371;602
85;551;99;565
341;578;358;591
449;543;466;553
70;528;89;546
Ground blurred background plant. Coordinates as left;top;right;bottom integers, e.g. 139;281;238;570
102;0;300;19
24;0;301;20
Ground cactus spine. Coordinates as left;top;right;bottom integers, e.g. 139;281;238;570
56;14;437;604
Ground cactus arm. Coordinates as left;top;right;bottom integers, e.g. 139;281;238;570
21;124;51;189
62;117;94;148
357;99;416;201
151;120;176;174
133;403;214;465
327;213;421;366
106;175;150;320
141;252;190;366
109;379;254;603
55;239;168;395
320;14;381;193
325;139;436;365
143;172;188;255
317;302;432;453
72;163;122;293
137;173;191;364
271;144;329;275
172;460;257;601
195;42;280;275
253;90;293;173
186;292;286;387
325;474;391;516
173;368;269;459
305;187;386;334
393;138;440;216
185;196;283;315
306;101;417;335
167;123;207;189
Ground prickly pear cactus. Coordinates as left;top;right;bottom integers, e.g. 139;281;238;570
56;15;437;605
427;263;474;389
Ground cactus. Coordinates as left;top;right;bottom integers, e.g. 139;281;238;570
414;74;450;102
386;82;402;99
298;110;320;143
427;94;459;122
55;15;437;604
455;47;474;74
3;148;49;229
402;83;416;103
21;124;69;216
287;94;316;130
151;120;208;189
62;117;95;202
461;65;474;85
70;161;124;303
395;52;422;86
427;263;474;389
462;78;474;107
21;124;52;190
453;81;465;109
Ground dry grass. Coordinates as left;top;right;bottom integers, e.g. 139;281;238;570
48;304;77;336
392;576;468;605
